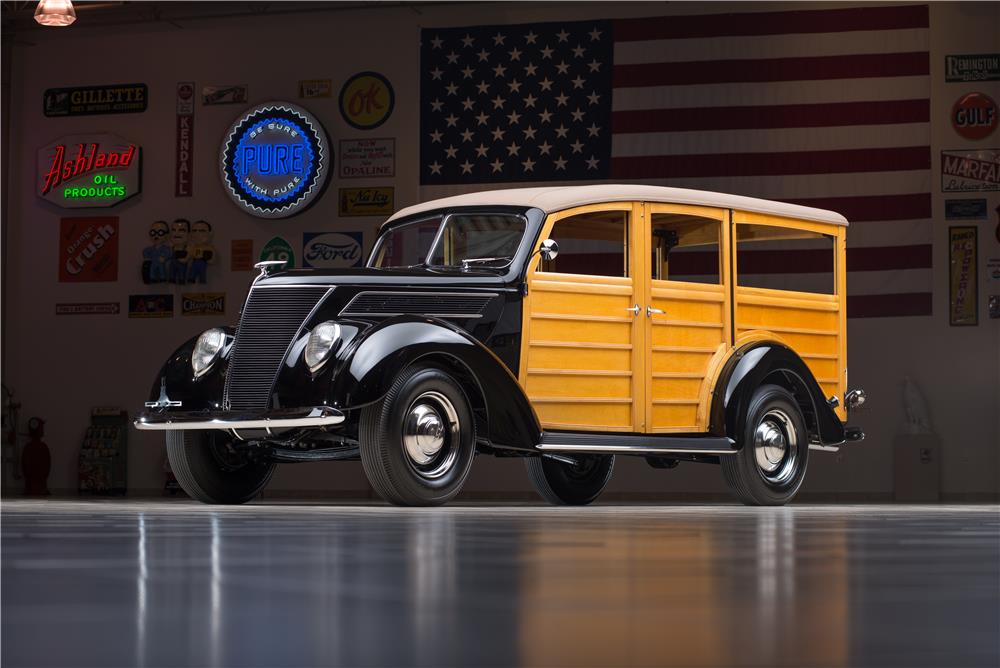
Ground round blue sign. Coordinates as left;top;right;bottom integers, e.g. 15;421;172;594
220;102;330;219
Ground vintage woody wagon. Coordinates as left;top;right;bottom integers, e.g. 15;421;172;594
136;185;866;506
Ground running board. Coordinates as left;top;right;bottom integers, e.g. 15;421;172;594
537;432;736;455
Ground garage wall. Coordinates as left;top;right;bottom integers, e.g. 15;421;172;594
2;1;997;499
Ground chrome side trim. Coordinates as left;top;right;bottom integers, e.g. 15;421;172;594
537;443;737;455
809;443;841;452
340;291;498;319
134;406;345;431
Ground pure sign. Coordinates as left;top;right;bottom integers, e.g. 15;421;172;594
38;134;142;208
220;101;330;219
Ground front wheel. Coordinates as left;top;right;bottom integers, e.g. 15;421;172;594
359;365;476;506
165;431;275;504
721;384;809;506
526;454;615;505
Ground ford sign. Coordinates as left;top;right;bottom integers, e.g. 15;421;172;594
302;232;363;269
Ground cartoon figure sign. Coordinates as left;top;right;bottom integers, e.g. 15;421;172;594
141;220;171;283
339;72;394;130
187;220;216;284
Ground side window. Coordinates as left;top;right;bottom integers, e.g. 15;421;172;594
540;210;629;277
650;213;721;284
736;223;835;294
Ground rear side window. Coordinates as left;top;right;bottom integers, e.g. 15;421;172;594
736;223;835;295
540;210;629;278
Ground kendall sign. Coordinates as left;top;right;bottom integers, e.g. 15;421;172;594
38;134;142;208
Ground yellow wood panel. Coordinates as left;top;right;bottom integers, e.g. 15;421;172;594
651;323;725;348
651;350;715;374
520;202;643;431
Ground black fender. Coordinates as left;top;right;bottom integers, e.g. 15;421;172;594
710;342;845;447
329;316;541;451
143;327;236;411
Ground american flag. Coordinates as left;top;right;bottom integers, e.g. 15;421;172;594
420;4;932;317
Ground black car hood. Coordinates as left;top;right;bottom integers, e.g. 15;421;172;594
254;266;513;290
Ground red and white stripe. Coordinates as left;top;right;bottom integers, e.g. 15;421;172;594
611;3;932;318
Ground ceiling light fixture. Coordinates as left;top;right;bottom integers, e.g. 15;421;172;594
34;0;77;27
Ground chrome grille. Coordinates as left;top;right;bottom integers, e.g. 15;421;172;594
340;291;496;318
224;286;331;411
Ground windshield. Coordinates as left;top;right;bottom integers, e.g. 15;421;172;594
370;213;527;269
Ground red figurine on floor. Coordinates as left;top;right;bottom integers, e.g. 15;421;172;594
21;417;50;496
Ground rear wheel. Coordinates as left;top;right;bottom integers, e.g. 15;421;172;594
526;454;615;505
165;430;275;504
721;384;809;506
359;365;476;506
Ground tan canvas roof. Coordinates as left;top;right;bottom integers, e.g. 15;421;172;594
385;184;849;226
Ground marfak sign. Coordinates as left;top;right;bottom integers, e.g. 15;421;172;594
220;101;331;219
38;134;142;208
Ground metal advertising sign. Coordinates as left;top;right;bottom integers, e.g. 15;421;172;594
203;85;248;105
55;302;120;316
944;53;1000;82
951;92;997;140
39;134;141;208
220;102;331;219
181;293;226;316
339;72;394;130
948;226;978;326
339;138;395;178
302;232;364;269
339;187;394;216
176;82;195;197
43;83;147;117
58;217;119;282
944;198;989;220
231;239;254;271
128;294;174;318
299;79;333;98
941;149;1000;192
259;236;295;268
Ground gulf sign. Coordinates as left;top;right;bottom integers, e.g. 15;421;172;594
952;92;997;140
220;102;330;219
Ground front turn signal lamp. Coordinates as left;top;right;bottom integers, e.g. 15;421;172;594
304;321;342;373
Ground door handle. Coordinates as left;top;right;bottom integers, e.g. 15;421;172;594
626;304;641;316
646;305;664;317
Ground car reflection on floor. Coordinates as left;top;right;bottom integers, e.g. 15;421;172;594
2;501;997;667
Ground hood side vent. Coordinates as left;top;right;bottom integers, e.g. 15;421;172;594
340;291;496;319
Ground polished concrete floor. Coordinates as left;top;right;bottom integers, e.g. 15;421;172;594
2;501;998;668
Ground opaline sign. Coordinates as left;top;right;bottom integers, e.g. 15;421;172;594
38;134;142;209
220;101;330;219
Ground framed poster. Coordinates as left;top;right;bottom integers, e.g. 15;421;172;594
948;226;978;326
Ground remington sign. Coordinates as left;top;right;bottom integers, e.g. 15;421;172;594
944;54;1000;83
38;134;142;208
43;83;148;117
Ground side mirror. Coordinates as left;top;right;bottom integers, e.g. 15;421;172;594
538;238;559;261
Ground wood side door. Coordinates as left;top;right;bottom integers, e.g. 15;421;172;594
519;202;646;432
642;203;732;433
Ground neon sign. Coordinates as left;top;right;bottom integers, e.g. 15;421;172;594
220;102;330;219
38;134;141;208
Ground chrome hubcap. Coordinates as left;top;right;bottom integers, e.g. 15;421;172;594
402;391;459;479
753;409;798;484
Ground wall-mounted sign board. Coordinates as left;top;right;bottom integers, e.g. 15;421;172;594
39;135;141;208
220;102;330;219
43;83;147;117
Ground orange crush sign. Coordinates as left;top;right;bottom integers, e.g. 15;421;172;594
338;72;394;130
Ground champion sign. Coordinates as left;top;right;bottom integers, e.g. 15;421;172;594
302;232;363;269
220;102;330;219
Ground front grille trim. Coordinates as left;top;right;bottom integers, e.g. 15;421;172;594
340;291;497;319
224;286;333;411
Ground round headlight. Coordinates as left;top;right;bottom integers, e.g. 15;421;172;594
192;328;226;378
304;321;342;373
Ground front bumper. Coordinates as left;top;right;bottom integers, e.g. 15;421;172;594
133;406;345;431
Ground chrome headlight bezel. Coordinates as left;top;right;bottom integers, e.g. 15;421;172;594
191;328;226;379
304;321;342;373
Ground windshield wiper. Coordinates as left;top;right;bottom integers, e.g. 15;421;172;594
460;256;512;269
